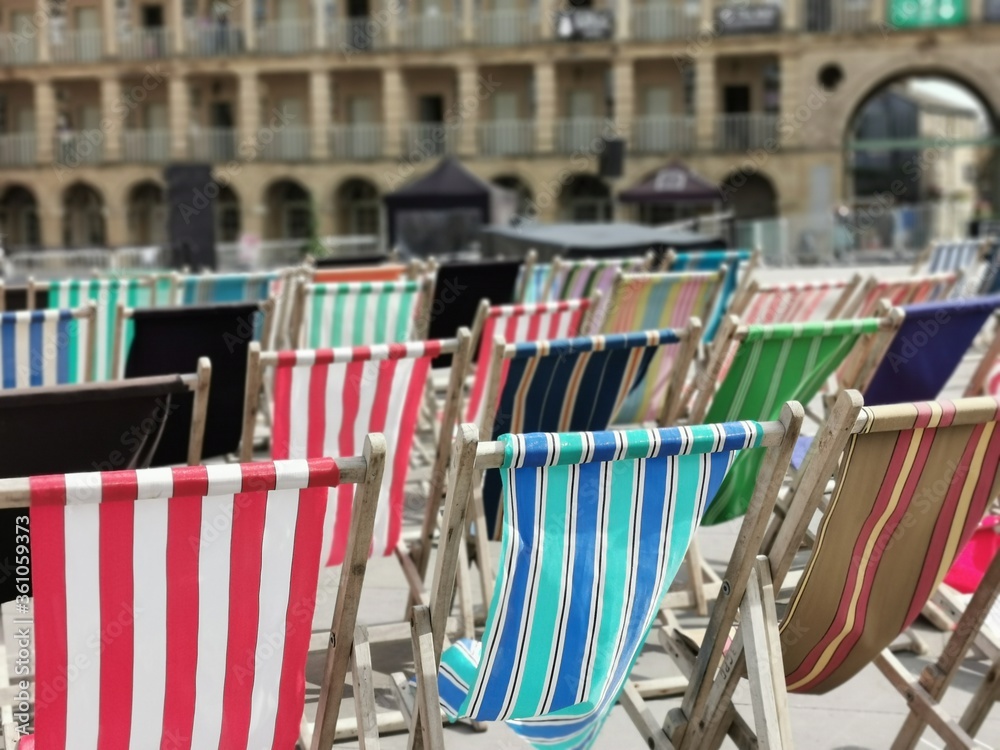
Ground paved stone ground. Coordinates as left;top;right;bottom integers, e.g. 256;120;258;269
307;263;1000;748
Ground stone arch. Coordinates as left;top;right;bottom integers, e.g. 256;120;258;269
720;170;779;220
262;178;313;240
334;176;381;237
0;184;41;249
62;181;106;248
125;180;166;246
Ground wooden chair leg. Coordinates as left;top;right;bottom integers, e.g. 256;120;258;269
685;537;709;617
959;651;1000;739
352;626;382;750
455;535;475;638
409;606;446;750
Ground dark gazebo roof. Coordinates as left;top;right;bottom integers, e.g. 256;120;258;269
619;162;722;205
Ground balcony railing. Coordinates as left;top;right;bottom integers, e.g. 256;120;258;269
555;117;614;154
330;124;384;160
478;120;535;156
632;115;696;153
54;131;104;165
257;19;313;54
49;29;103;62
189;127;237;162
398;14;460;49
803;0;872;32
0;133;37;167
403;123;457;157
123;129;171;163
632;3;700;41
333;18;390;52
715;113;780;151
261;126;311;161
0;32;37;65
119;28;172;59
476;10;540;45
185;24;245;56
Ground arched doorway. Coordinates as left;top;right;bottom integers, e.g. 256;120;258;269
0;186;40;249
126;181;166;246
264;179;313;240
721;172;778;221
62;182;106;248
559;174;611;223
491;175;534;221
336;178;380;236
216;184;242;242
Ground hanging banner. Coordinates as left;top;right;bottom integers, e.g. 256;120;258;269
888;0;967;28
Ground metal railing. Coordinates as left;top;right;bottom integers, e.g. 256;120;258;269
257;19;313;54
398;14;461;49
123;129;172;163
478;120;535;156
330;124;384;159
555;117;614;153
53;131;103;165
119;27;172;59
803;0;873;32
49;29;103;62
261;126;311;161
631;2;701;40
334;18;390;52
403;122;458;157
3;246;171;281
0;33;37;65
185;23;245;55
632;115;696;152
714;113;780;151
0;133;37;167
189;127;237;162
476;10;540;45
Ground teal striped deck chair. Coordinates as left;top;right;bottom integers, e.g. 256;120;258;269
692;316;897;525
666;249;756;340
518;262;553;304
424;415;798;750
174;271;277;305
0;306;94;388
43;277;155;381
296;277;432;348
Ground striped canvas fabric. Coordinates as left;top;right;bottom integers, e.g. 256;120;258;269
271;341;438;565
990;358;1000;396
670;249;752;340
48;278;153;381
739;280;848;326
927;240;981;273
301;280;423;349
703;319;881;525
519;263;553;304
780;397;1000;694
482;329;678;532
0;309;90;388
438;423;763;749
466;299;592;426
601;271;721;423
29;458;342;750
176;273;276;305
548;258;648;325
853;273;956;318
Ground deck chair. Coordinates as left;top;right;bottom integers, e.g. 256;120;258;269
0;449;387;750
311;263;411;284
663;393;1000;750
0;306;95;389
290;277;433;349
911;237;988;275
727;275;861;328
403;403;802;750
544;255;652;324
171;270;277;305
600;269;723;423
663;248;759;340
513;250;544;303
846;271;959;318
30;276;155;381
964;311;1000;398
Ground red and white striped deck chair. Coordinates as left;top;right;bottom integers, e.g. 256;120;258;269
729;275;860;327
3;449;387;750
964;311;1000;399
463;297;596;429
847;272;959;319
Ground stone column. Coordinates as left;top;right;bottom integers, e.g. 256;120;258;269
382;66;404;157
701;0;715;31
462;0;476;43
309;69;331;160
694;54;717;151
101;0;118;57
534;61;556;154
168;75;189;160
242;0;256;51
100;77;123;161
456;63;479;157
314;0;327;49
37;0;52;62
616;0;631;41
168;0;185;54
612;60;634;142
35;79;56;163
238;70;261;157
105;209;129;248
871;0;887;27
538;0;556;40
782;0;799;31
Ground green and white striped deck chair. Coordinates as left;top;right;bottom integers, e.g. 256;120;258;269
294;276;433;348
39;277;155;381
405;405;803;750
600;269;724;423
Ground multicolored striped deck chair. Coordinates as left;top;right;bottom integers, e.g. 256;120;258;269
463;297;596;429
912;238;987;275
171;271;277;305
543;255;652;324
404;404;803;750
0;306;94;389
668;393;1000;750
846;271;958;319
291;277;433;349
600;269;723;423
664;248;759;340
513;250;549;303
32;277;155;382
0;448;387;750
240;333;471;573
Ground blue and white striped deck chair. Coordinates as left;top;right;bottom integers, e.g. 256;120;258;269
666;249;756;340
915;238;986;276
0;306;95;388
174;271;277;305
433;418;788;750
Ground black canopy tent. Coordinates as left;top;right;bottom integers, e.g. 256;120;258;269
384;157;515;257
619;162;724;205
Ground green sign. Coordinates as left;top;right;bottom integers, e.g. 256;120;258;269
889;0;967;27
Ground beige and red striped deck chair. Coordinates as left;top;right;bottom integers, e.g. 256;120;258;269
0;449;387;750
658;392;1000;750
727;274;861;328
846;271;959;319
